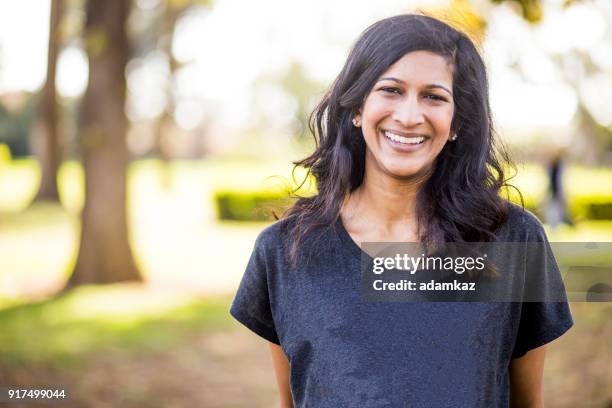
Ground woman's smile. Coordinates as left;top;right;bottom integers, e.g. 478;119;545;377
381;128;429;153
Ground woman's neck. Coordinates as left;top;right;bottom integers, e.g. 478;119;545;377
341;169;429;240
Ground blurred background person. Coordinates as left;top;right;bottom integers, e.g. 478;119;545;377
544;147;574;227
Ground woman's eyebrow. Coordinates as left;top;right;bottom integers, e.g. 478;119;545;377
376;76;453;96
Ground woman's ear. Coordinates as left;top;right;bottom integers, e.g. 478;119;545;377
352;111;362;127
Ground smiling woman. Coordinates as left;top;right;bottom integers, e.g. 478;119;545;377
354;51;455;177
230;12;573;408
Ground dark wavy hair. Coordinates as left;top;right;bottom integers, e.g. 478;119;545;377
279;13;518;267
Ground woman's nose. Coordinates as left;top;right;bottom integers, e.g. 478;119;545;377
391;94;425;127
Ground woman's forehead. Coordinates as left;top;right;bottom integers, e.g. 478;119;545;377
379;51;453;86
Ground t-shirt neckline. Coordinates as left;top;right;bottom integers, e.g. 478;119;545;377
334;216;374;262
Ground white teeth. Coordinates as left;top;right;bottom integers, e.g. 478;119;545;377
383;131;425;145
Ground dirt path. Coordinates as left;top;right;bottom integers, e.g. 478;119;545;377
1;303;611;407
1;327;279;408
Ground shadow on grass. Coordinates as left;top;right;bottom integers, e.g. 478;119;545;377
0;284;233;368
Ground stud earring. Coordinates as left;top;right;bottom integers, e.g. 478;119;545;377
352;117;360;127
449;133;458;141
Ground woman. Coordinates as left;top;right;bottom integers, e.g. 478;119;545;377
230;13;573;407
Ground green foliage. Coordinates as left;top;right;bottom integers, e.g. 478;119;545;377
573;197;612;220
503;191;612;222
214;189;296;221
0;93;36;157
212;165;316;221
490;0;581;23
211;190;612;223
0;143;11;162
213;166;612;222
1;158;610;222
491;0;542;22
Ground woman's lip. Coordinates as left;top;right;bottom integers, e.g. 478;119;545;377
381;129;429;138
381;129;428;152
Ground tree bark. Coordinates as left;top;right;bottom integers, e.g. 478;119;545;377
33;0;63;202
67;0;141;287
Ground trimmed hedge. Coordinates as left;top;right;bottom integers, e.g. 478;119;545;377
214;190;297;221
587;203;612;219
214;188;612;222
573;196;612;220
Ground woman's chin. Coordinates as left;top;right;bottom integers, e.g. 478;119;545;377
384;165;424;179
366;151;432;180
377;157;434;179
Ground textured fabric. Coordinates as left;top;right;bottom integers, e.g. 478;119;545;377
229;203;574;407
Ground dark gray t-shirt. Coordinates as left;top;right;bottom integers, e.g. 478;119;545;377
229;204;574;407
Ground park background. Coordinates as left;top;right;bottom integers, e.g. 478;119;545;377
0;0;611;406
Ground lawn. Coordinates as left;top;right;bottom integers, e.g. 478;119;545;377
0;158;610;407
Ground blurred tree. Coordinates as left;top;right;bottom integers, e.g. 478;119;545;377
0;94;36;157
491;0;543;22
152;0;187;162
33;0;64;202
280;62;323;140
253;61;323;144
67;0;141;287
152;0;211;159
426;0;610;162
427;0;487;45
428;0;582;39
489;0;612;161
128;0;210;176
491;0;582;23
553;50;612;163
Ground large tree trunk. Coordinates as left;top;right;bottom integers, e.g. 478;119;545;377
67;0;141;287
33;0;63;202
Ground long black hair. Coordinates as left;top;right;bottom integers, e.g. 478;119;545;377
279;12;516;267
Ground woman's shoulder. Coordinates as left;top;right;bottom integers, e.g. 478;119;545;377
252;215;298;252
253;215;337;266
254;218;287;247
496;201;548;242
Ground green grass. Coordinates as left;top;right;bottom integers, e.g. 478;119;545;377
1;158;611;298
0;285;233;367
545;220;612;242
0;157;307;213
0;158;611;367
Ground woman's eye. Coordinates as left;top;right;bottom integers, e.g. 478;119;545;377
426;94;446;102
379;88;446;101
381;87;401;94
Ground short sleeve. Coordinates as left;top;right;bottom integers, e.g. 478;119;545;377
511;213;574;359
229;229;280;345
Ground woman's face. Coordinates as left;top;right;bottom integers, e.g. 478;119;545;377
355;50;455;179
